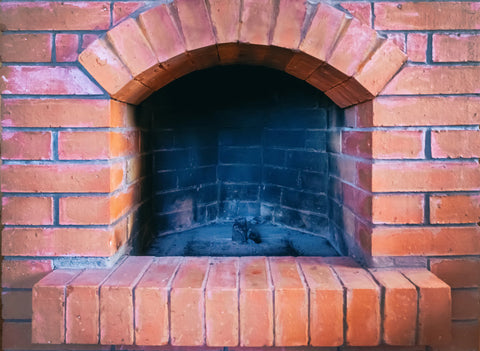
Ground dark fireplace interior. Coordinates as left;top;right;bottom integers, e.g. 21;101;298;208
134;65;344;257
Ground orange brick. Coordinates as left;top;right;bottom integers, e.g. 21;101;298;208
32;270;81;344
269;257;308;346
2;260;52;288
2;290;32;319
1;98;125;128
239;257;274;347
271;0;307;49
0;33;52;62
239;0;273;46
432;130;480;159
2;196;53;225
430;258;480;288
383;66;480;95
100;257;153;345
1;163;123;193
354;96;480;127
205;257;239;346
113;1;146;25
333;264;380;346
207;0;240;44
66;269;111;344
386;33;406;52
341;2;372;26
430;194;480;224
2;226;126;257
407;33;428;62
135;257;180;346
374;2;480;30
0;66;102;95
402;269;451;346
0;2;110;30
170;257;209;346
372;226;480;256
370;270;417;346
451;289;480;320
2;131;52;160
372;194;424;224
433;34;480;62
298;257;343;346
55;34;79;62
371;161;480;192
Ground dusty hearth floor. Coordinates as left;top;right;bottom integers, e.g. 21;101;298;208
145;222;340;256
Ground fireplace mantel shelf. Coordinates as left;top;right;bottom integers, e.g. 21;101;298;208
32;256;451;347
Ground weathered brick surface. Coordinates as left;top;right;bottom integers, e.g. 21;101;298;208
0;34;52;62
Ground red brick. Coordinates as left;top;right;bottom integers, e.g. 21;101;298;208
2;196;53;225
407;33;428;62
0;33;52;62
135;257;180;346
333;264;380;346
386;33;406;52
433;34;480;62
433;321;479;351
100;256;153;345
430;194;480;224
300;3;349;62
374;2;480;30
1;98;126;128
32;270;80;344
174;0;216;51
372;226;480;256
66;269;111;344
0;66;102;95
383;66;480;95
353;39;407;97
239;257;273;347
342;182;372;220
354;96;480;127
0;2;110;30
82;34;100;50
372;194;424;224
341;2;371;25
205;257;239;346
2;290;32;320
370;269;417;346
269;257;308;346
207;0;240;44
1;163;123;193
285;52;323;81
2;131;52;160
298;257;343;346
432;130;480;159
324;77;374;108
402;269;451;346
430;258;480;288
55;34;79;62
113;2;146;25
328;19;380;77
2;226;126;257
239;0;274;46
170;257;209;346
2;260;52;288
272;0;307;49
107;18;159;85
307;63;349;92
451;289;480;320
371;161;480;192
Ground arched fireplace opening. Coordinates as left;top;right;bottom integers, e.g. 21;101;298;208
133;65;345;257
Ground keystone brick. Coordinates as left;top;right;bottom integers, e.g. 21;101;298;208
271;0;307;49
0;2;110;30
372;226;480;256
2;260;52;288
55;34;79;62
269;257;308;346
1;163;123;193
433;34;480;62
100;256;153;345
2;196;53;225
135;257;180;345
207;0;241;44
66;269;111;344
1;131;52;160
430;258;480;288
374;2;480;30
0;34;52;62
430;194;480;224
0;66;103;95
431;130;480;159
239;0;274;46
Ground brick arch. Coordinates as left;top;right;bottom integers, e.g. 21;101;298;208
79;0;406;107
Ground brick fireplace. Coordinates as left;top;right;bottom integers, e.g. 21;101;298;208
1;0;480;350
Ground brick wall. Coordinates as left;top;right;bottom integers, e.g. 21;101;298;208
1;0;479;350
